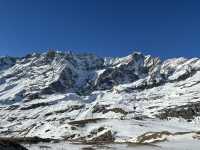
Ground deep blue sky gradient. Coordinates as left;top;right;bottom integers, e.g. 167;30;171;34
0;0;200;59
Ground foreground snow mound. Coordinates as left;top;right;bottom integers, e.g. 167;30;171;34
0;50;200;144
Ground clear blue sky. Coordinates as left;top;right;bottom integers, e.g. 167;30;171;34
0;0;199;59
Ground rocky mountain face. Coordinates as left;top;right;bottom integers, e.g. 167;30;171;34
0;56;17;71
0;50;200;144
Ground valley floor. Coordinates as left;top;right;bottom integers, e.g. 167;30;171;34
24;140;200;150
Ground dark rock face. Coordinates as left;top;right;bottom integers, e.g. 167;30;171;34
157;101;200;120
0;56;17;71
95;53;149;90
92;104;128;115
68;118;104;127
95;67;140;90
82;147;95;150
77;53;104;70
87;130;115;144
44;104;84;116
20;102;51;110
136;131;171;143
0;139;28;150
42;68;76;94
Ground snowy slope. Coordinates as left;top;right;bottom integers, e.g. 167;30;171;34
0;50;200;145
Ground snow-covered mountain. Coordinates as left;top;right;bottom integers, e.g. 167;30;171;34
0;50;200;145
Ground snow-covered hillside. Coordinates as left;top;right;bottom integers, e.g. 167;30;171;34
0;50;200;145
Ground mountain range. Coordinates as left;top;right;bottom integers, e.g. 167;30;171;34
0;50;200;146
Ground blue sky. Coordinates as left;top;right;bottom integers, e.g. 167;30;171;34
0;0;200;59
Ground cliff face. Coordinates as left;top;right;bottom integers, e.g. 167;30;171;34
0;50;200;143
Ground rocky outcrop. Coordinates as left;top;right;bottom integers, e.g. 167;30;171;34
0;138;28;150
135;131;171;143
86;130;115;144
94;53;148;90
157;101;200;120
134;131;200;144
